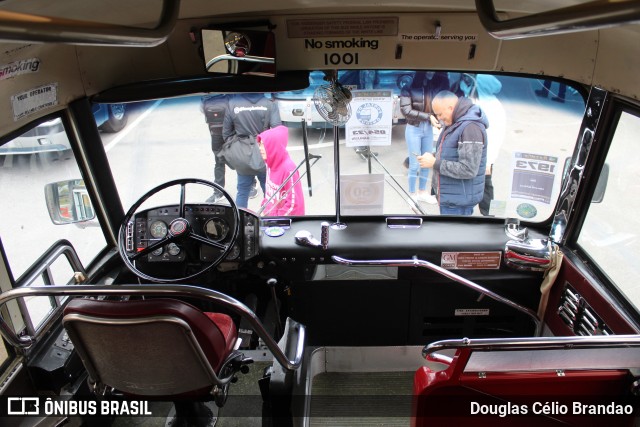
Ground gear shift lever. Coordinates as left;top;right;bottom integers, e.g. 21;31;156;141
321;221;329;250
295;222;330;249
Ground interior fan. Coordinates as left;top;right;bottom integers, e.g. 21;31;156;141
314;70;352;126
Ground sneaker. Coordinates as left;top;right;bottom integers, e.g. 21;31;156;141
416;193;438;205
205;191;224;203
249;186;258;199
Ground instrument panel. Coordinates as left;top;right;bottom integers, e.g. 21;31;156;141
128;204;259;264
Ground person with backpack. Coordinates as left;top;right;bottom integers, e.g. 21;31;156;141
222;94;281;208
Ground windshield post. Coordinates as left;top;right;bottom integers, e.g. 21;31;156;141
332;125;347;230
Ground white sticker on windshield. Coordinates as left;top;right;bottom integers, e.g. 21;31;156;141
11;83;58;121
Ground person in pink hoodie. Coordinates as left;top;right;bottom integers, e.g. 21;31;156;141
257;125;305;216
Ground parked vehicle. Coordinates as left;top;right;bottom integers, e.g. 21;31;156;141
274;69;415;127
0;104;127;157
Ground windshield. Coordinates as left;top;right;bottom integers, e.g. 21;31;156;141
101;70;585;222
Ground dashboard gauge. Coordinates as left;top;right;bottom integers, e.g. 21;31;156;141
226;243;241;260
204;218;229;242
151;247;163;256
167;243;181;256
149;220;168;239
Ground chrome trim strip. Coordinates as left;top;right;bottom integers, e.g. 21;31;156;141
0;357;23;395
0;284;304;371
386;217;423;229
476;0;640;40
424;334;640;359
550;87;608;244
0;0;179;46
332;255;541;335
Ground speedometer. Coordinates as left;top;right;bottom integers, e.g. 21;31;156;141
204;218;229;242
149;220;168;238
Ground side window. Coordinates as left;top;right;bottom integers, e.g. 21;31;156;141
0;117;107;333
577;111;640;312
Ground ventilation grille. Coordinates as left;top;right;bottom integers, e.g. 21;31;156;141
558;283;612;336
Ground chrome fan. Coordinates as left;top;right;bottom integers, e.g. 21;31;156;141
314;70;352;126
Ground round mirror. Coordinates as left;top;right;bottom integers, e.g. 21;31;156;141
224;31;251;56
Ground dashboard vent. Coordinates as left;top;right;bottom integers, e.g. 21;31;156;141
558;283;612;336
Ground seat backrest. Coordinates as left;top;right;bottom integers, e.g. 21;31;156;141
412;345;639;427
63;298;236;396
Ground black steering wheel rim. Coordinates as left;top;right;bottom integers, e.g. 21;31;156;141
117;178;240;283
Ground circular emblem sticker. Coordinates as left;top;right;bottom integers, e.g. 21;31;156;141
516;203;538;219
264;226;285;237
356;102;383;125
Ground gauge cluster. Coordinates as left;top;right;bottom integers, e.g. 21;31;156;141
128;204;258;264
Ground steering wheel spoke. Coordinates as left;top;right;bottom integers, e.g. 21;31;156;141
189;232;228;251
179;183;186;218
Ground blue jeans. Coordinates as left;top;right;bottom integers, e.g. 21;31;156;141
236;172;266;208
405;122;433;193
440;205;474;216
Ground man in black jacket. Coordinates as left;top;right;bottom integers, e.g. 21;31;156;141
222;94;281;208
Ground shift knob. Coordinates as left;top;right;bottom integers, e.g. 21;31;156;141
321;222;330;250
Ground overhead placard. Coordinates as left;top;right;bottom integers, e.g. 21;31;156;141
345;90;393;147
287;17;398;38
398;33;478;42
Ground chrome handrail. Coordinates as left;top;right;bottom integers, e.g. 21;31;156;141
0;284;305;371
0;0;179;46
12;242;86;341
476;0;640;40
332;255;541;335
424;334;640;359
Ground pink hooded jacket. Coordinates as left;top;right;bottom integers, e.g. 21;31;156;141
258;125;305;216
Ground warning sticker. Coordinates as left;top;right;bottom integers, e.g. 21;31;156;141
11;83;58;121
287;17;398;38
0;57;40;81
455;309;490;316
441;251;502;270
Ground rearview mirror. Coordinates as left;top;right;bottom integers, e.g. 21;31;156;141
592;163;609;203
202;28;276;76
45;180;95;224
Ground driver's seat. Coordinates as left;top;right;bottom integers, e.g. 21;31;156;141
63;297;252;415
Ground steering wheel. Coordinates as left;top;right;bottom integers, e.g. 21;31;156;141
117;178;240;283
